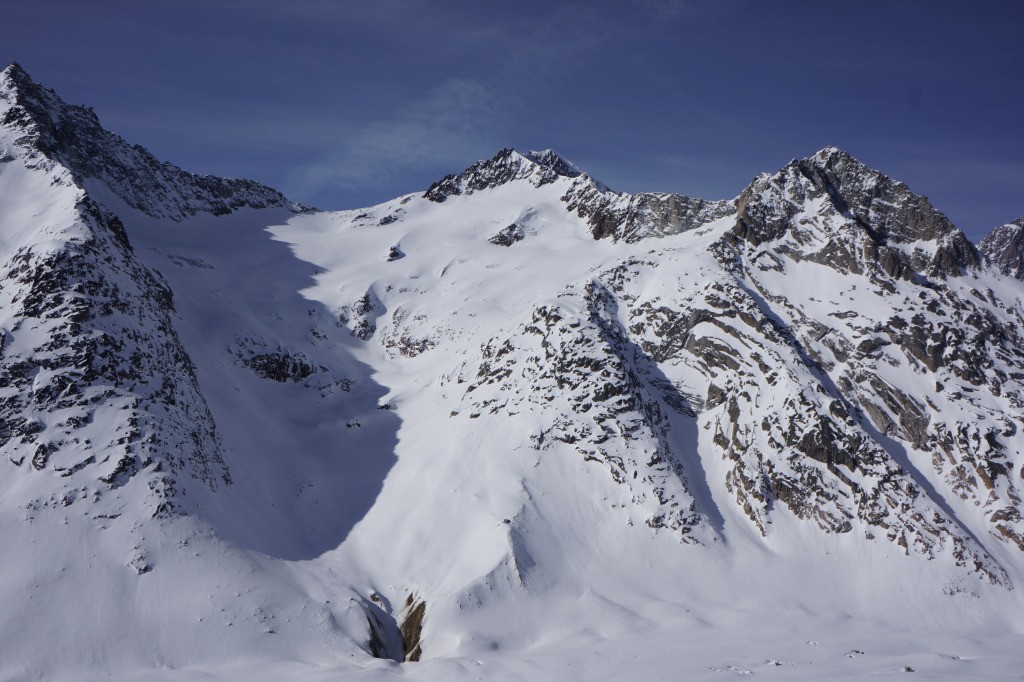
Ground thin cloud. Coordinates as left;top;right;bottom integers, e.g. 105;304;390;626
282;5;617;205
625;0;737;19
287;78;502;199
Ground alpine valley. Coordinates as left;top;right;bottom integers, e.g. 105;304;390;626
2;62;1024;680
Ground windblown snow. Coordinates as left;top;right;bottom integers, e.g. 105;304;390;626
3;62;1024;680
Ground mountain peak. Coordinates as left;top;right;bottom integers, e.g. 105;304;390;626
1;62;101;148
810;145;857;164
423;147;589;203
771;147;873;183
978;216;1024;279
0;62;292;221
731;146;980;278
0;62;79;124
782;146;873;179
523;148;583;178
1;61;31;89
0;62;42;94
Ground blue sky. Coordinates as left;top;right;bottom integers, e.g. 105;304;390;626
4;0;1021;240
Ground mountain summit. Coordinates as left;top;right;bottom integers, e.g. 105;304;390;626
0;62;291;221
979;216;1024;279
422;147;588;201
2;64;1024;680
729;145;981;279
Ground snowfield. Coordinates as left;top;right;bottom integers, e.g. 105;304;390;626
2;63;1024;680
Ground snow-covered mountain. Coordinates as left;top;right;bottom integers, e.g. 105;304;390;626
3;62;1024;680
980;216;1024;280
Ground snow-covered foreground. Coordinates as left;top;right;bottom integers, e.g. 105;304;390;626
2;63;1024;680
81;619;1024;681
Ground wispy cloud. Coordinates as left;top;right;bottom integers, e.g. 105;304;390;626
625;0;736;19
280;2;634;204
286;78;501;200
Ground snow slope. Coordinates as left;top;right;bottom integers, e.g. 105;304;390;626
2;63;1024;680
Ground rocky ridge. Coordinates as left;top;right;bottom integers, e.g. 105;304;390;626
424;146;736;243
0;63;294;221
980;217;1024;280
715;147;1024;561
0;65;234;524
728;147;980;278
460;282;714;543
380;143;1024;583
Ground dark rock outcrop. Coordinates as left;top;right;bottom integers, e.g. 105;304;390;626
0;197;230;514
424;148;582;202
489;223;526;247
424;145;735;243
979;217;1024;280
563;183;735;243
729;147;980;279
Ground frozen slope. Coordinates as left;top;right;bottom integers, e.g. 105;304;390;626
2;63;1024;679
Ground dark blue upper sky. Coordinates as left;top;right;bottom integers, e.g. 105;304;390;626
4;0;1022;240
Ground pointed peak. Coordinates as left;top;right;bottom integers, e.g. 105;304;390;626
0;62;290;220
735;146;979;277
1;62;40;101
523;148;583;178
756;148;880;193
1;61;29;81
0;62;54;102
978;216;1024;280
0;60;82;127
812;145;855;161
797;147;873;175
747;147;883;206
465;147;581;178
779;147;898;190
424;147;589;203
981;215;1024;240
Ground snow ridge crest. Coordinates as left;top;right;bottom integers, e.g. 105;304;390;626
0;62;293;222
423;147;590;202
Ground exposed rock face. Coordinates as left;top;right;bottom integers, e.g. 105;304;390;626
693;148;1024;579
523;148;583;178
410;144;1024;583
562;183;735;243
489;223;526;247
461;282;713;543
0;193;230;518
602;246;1009;580
424;148;582;202
234;342;321;383
424;146;735;243
399;595;426;662
340;290;386;341
728;147;980;279
979;217;1024;279
0;63;292;221
0;64;236;520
